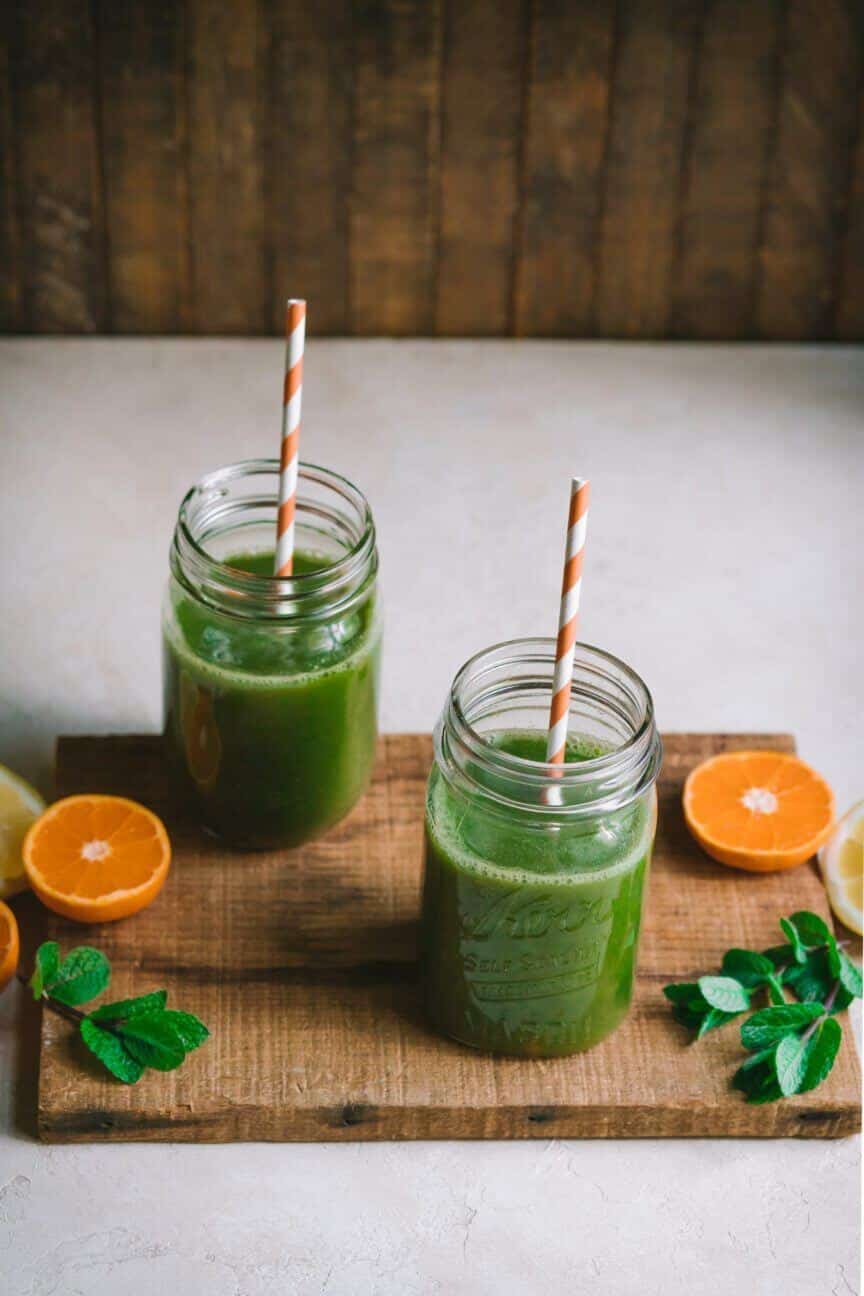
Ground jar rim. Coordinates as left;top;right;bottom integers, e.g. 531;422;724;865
171;458;377;621
438;637;662;818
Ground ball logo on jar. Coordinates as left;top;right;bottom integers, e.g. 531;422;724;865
462;890;613;941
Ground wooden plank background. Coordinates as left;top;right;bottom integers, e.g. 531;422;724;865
2;0;863;338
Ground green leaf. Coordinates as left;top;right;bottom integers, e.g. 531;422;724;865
671;1003;706;1031
663;982;701;1006
49;947;111;1006
698;976;750;1014
784;949;854;1013
735;1046;775;1077
789;910;834;950
834;949;863;1000
697;1008;738;1038
89;991;168;1024
766;975;786;1006
740;1003;824;1050
732;1048;782;1105
762;943;795;968
779;918;808;965
664;983;715;1031
784;947;834;1003
116;1012;187;1071
720;949;775;989
746;1078;784;1105
774;1033;811;1097
80;1018;144;1084
158;1010;209;1052
29;942;60;999
799;1017;843;1094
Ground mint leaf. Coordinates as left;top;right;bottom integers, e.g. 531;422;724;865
789;910;834;949
697;1008;738;1038
732;1048;782;1105
779;918;808;965
29;942;60;1000
158;1010;209;1052
80;1018;144;1084
762;943;795;966
740;1003;824;1050
663;982;702;1006
664;983;710;1030
799;1017;842;1093
785;948;854;1013
784;947;835;1003
49;947;111;1006
766;975;786;1006
761;944;797;981
721;949;775;988
89;991;168;1023
116;1012;187;1071
698;976;750;1014
774;1033;812;1097
833;949;863;1000
670;1003;708;1031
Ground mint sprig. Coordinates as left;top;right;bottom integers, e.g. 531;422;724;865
25;942;208;1085
664;910;861;1104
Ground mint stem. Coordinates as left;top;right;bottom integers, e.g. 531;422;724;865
16;972;85;1027
799;980;841;1047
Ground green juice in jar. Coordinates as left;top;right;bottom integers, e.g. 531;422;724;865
162;462;381;850
422;732;654;1056
163;550;380;849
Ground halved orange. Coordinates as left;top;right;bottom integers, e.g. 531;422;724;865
0;899;19;991
683;751;835;873
23;795;171;923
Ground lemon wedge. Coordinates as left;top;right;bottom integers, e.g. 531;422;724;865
820;799;864;936
0;763;46;899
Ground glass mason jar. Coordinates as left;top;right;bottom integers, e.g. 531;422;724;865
162;459;381;849
421;639;662;1057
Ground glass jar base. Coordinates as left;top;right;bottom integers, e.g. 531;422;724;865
425;1000;633;1059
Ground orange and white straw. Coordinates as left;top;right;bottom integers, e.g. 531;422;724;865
275;298;307;577
546;477;590;764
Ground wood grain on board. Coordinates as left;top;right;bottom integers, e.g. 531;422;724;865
38;733;861;1143
2;0;861;339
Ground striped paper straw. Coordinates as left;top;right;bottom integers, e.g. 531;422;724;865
546;477;590;765
275;298;307;577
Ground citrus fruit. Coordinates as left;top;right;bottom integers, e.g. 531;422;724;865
23;795;171;923
0;763;46;899
0;899;20;992
820;799;863;935
683;751;835;873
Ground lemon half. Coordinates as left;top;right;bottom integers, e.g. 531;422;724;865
820;799;864;937
0;763;46;899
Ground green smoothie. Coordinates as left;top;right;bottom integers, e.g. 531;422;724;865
163;549;380;849
421;731;654;1056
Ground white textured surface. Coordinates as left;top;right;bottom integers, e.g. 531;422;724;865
0;339;861;1295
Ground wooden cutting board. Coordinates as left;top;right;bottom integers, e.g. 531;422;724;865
38;733;860;1142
